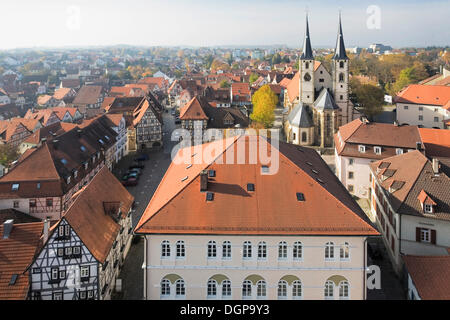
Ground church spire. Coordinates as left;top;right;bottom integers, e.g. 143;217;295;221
300;13;314;60
333;12;349;60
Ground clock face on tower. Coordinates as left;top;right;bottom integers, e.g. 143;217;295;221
303;73;311;82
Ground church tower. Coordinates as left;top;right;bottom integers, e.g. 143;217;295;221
299;14;315;106
332;13;350;125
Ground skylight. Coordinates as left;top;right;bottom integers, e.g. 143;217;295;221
61;159;68;165
208;170;216;177
296;193;305;201
261;165;269;174
206;192;214;201
9;274;18;286
247;183;255;192
11;184;19;191
80;146;87;152
99;139;104;144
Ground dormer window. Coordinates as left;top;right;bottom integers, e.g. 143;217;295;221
396;148;403;155
73;170;78;178
66;176;71;184
11;184;19;191
424;204;433;214
358;145;366;153
374;146;382;155
84;162;88;170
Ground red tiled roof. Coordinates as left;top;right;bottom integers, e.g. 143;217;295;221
0;222;43;300
287;72;300;103
419;128;450;158
135;135;378;236
403;255;450;300
179;96;209;120
395;84;450;106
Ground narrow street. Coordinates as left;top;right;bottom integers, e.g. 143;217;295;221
112;110;179;300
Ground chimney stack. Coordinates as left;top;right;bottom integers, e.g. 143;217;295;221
432;158;440;174
43;219;50;243
416;142;422;150
2;219;13;239
200;170;208;192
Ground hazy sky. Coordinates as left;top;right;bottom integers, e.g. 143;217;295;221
1;0;449;50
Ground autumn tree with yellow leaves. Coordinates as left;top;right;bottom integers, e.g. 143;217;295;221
250;85;278;128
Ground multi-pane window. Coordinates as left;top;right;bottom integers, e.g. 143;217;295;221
340;242;350;260
207;241;217;258
242;280;252;298
256;280;266;298
176;241;185;258
161;240;170;258
222;280;231;297
420;228;431;242
278;241;288;259
175;279;185;297
324;281;334;299
293;280;302;299
277;280;287;299
293;241;303;259
243;241;252;259
325;242;334;260
257;242;267;259
339;281;349;299
222;241;231;259
161;279;170;296
51;268;59;280
52;292;63;300
80;266;89;278
207;279;217;298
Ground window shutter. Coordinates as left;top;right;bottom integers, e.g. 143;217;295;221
416;227;421;242
431;230;436;245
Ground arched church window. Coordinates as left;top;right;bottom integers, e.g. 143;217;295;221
305;62;309;69
304;73;311;82
339;73;345;82
302;132;307;142
340;61;344;68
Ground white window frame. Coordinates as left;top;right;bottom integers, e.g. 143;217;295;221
374;146;382;155
293;241;303;260
257;241;267;260
175;279;185;298
278;241;288;260
80;266;89;278
325;242;335;261
420;228;431;243
207;279;218;299
176;240;185;258
340;242;350;261
242;280;252;299
222;241;231;259
277;280;288;299
222;280;232;298
161;240;170;258
243;241;252;259
292;280;303;299
396;148;403;155
256;280;267;299
207;241;217;259
358;145;366;153
339;281;350;300
324;281;334;300
160;279;170;297
424;204;433;214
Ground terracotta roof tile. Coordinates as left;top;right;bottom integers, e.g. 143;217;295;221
395;84;450;106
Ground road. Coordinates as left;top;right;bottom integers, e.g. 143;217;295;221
112;110;179;300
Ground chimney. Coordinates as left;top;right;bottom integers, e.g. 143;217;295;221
432;158;440;174
43;219;50;243
2;219;13;239
200;170;208;192
416;142;422;150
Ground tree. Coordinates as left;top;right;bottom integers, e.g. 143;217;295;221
249;73;259;84
0;144;19;167
250;85;278;128
219;80;230;88
350;79;384;121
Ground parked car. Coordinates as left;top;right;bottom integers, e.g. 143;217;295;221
122;177;138;186
134;154;149;162
129;162;145;169
128;168;142;175
126;171;139;180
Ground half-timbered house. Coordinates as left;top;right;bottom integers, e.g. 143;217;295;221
28;167;134;300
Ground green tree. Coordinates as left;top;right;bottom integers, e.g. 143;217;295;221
0;144;19;167
250;85;278;128
219;80;230;88
249;73;259;84
350;79;384;121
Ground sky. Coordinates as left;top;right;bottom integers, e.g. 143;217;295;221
1;0;449;50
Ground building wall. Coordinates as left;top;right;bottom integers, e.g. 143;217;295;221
314;64;332;93
0;197;61;220
144;234;368;300
336;154;374;199
396;103;446;129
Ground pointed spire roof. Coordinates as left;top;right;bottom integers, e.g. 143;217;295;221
300;14;314;60
333;12;349;60
314;88;339;110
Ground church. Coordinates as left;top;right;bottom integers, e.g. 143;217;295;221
284;14;359;148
